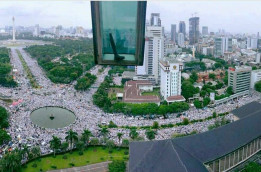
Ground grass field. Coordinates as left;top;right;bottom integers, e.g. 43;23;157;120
108;87;124;99
21;146;128;172
141;88;160;96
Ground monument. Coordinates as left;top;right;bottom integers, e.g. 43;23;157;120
12;16;15;42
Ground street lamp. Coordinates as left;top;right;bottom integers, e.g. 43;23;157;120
91;1;147;66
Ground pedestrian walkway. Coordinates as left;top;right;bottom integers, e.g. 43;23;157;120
48;161;111;172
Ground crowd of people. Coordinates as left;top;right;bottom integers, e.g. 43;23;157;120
0;47;260;156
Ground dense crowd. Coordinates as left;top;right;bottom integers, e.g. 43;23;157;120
0;47;260;156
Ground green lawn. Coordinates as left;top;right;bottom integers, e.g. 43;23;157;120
141;88;160;96
21;146;128;172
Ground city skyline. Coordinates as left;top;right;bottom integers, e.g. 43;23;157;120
1;1;261;35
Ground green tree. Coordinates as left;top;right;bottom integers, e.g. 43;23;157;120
190;71;198;83
255;80;261;92
152;121;159;130
106;140;115;153
49;136;61;156
193;100;203;109
61;142;69;152
108;160;126;172
100;127;109;142
81;129;92;147
30;146;41;159
157;105;169;118
181;80;199;100
209;73;216;80
65;129;78;151
226;86;234;95
121;139;129;147
145;129;156;140
0;129;11;145
0;149;22;172
129;128;139;140
203;97;211;107
183;118;189;125
89;138;99;146
76;141;85;155
117;132;123;144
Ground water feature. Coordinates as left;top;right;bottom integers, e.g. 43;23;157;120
30;106;76;129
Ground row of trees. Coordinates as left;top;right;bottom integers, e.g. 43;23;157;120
0;48;17;87
0;106;11;146
74;73;97;91
0;145;41;172
24;39;95;84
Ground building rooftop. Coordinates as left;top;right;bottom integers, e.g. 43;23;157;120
129;101;261;172
123;80;160;103
166;95;185;102
232;101;261;119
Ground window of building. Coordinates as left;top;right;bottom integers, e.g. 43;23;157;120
91;1;147;65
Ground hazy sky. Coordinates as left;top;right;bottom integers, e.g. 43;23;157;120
0;1;260;34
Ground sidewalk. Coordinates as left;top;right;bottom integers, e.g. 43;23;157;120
48;161;111;172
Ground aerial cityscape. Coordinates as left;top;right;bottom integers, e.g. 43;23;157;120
0;1;261;172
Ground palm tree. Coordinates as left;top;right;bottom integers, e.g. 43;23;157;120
129;128;138;140
21;144;29;160
117;132;123;144
145;129;156;140
65;129;78;151
81;129;92;147
49;136;61;157
100;127;109;144
31;146;41;159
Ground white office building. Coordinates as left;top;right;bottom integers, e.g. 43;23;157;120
214;37;232;57
177;33;185;47
136;26;164;84
159;58;185;103
33;24;40;37
247;37;258;49
251;69;261;88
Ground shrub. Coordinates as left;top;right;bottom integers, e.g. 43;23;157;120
63;155;68;159
69;163;75;167
32;163;37;168
108;160;126;172
79;151;83;155
51;165;57;169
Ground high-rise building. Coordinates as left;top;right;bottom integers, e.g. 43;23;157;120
247;37;258;49
171;24;176;42
202;26;208;35
228;66;252;93
258;32;260;48
177;33;184;47
189;17;199;45
136;26;164;84
179;21;186;36
214;37;232;57
33;24;40;37
159;58;184;102
150;13;161;27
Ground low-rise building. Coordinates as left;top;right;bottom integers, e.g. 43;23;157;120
123;80;160;104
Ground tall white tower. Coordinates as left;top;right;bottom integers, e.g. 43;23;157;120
12;16;15;41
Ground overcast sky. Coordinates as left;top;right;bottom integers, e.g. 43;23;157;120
0;1;260;34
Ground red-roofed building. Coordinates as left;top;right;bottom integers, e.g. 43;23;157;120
123;80;160;104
